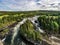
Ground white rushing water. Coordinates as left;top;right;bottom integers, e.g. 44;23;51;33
11;18;27;45
28;16;44;33
2;37;6;42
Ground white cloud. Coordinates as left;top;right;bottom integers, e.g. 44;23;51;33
0;0;59;11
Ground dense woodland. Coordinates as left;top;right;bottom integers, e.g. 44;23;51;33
38;15;60;35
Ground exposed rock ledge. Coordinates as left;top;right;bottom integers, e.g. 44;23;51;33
0;40;3;45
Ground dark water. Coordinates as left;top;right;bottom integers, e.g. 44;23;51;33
4;30;34;45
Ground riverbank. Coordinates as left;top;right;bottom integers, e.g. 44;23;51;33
0;40;3;45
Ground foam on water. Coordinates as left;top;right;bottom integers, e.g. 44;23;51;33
11;18;27;45
28;16;44;33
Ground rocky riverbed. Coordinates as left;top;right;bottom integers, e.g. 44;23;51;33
0;40;3;45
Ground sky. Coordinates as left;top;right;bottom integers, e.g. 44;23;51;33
0;0;59;11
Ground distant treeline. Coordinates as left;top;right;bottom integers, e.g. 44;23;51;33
0;10;60;16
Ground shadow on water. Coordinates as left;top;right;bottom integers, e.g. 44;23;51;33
4;29;34;45
4;31;12;45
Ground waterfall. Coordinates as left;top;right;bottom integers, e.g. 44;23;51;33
11;18;27;45
2;37;6;42
28;16;44;33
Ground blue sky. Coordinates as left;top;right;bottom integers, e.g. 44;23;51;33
0;0;59;11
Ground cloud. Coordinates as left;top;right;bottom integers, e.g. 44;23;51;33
0;0;59;11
